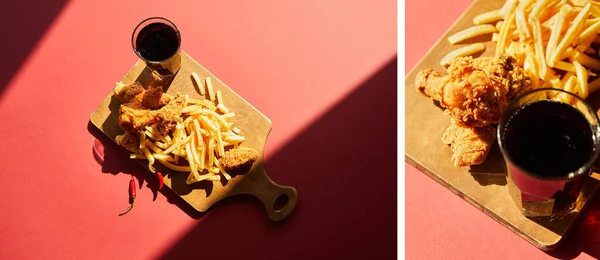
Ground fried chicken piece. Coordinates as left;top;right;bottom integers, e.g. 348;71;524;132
119;93;186;133
441;118;497;167
114;82;144;103
486;54;532;100
220;147;259;172
449;54;531;100
115;132;139;152
416;54;531;127
142;86;171;110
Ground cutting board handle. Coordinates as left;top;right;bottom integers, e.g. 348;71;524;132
240;168;298;222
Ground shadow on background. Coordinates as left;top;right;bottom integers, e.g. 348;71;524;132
158;56;397;259
545;194;600;259
0;0;69;96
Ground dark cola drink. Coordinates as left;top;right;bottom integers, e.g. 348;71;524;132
133;17;182;77
502;99;595;217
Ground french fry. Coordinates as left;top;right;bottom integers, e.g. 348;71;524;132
531;17;548;79
139;131;146;150
191;72;205;96
497;1;518;56
515;0;534;39
205;77;215;101
163;135;193;155
584;46;595;54
474;9;503;25
571;50;600;71
545;71;563;90
492;32;500;42
549;2;591;65
577;20;600;43
588;76;600;94
142;147;156;173
217;103;229;114
145;139;163;154
546;11;565;64
216;90;224;106
448;24;497;44
223;135;246;143
208;136;215;166
440;43;486;67
576;34;596;55
152;153;174;162
529;0;551;21
130;154;146;159
562;75;579;103
190;134;201;165
215;126;225;157
199;115;218;133
185;143;201;184
552;60;576;72
199;139;206;170
496;21;504;31
573;60;589;98
499;0;518;18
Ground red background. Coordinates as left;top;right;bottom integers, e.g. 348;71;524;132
407;0;600;259
0;0;396;259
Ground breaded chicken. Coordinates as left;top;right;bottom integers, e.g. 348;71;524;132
441;118;497;168
416;54;531;127
115;132;139;152
119;93;186;134
220;147;259;172
114;82;144;103
142;85;171;110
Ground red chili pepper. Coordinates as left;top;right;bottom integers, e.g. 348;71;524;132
156;172;164;189
119;176;137;216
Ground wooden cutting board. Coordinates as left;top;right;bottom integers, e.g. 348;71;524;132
406;0;600;251
90;51;298;222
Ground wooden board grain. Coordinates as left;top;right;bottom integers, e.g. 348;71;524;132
91;51;297;222
406;0;600;251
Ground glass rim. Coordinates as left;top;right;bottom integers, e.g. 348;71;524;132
131;16;181;63
497;88;600;181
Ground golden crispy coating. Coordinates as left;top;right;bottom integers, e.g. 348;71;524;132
142;86;171;110
441;118;497;167
115;132;139;152
118;93;186;134
220;147;259;171
416;54;531;127
114;82;144;103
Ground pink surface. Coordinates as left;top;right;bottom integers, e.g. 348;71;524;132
0;0;396;259
406;0;600;259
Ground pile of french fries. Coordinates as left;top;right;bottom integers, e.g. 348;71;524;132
131;72;245;185
442;0;600;99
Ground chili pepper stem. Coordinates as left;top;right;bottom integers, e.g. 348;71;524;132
118;198;135;216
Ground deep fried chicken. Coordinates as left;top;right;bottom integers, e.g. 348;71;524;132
142;86;171;109
416;54;531;127
115;132;139;152
114;82;144;103
119;93;186;134
220;147;259;173
416;54;531;167
441;118;496;167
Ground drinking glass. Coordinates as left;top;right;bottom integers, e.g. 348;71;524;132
498;88;600;219
132;17;182;77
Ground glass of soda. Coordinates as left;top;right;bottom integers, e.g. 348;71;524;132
498;88;600;219
132;17;182;77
